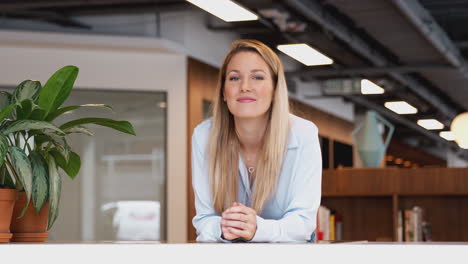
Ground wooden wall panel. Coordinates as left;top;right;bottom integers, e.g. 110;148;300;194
398;168;468;195
322;197;394;241
399;196;468;241
322;168;398;195
323;168;468;196
187;58;219;241
322;168;468;241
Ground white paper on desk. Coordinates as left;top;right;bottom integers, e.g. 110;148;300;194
107;201;160;241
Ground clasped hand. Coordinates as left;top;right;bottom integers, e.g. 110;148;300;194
221;202;257;241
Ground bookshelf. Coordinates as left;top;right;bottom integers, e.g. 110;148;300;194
321;168;468;242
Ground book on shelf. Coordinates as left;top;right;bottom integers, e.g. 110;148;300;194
397;210;403;242
399;206;432;242
335;214;343;241
317;205;330;241
316;205;342;241
329;212;335;241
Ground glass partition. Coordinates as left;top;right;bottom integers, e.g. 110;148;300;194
50;89;167;242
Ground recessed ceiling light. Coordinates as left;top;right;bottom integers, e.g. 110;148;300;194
277;43;333;66
439;131;455;141
458;141;468;149
186;0;258;22
361;79;385;94
384;101;418;114
417;119;444;130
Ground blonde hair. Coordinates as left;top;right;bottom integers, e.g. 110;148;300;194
208;39;290;214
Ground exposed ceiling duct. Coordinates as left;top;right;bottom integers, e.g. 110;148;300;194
393;0;468;79
284;0;460;120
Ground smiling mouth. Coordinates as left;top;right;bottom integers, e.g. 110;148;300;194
237;98;256;103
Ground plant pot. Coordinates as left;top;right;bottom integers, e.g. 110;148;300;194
0;188;17;243
10;192;49;242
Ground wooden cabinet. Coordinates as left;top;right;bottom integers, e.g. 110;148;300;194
322;168;468;242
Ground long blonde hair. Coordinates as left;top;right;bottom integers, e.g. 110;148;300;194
208;39;290;214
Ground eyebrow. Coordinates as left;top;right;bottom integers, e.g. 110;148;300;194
227;69;267;74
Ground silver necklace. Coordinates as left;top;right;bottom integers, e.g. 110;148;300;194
245;155;255;174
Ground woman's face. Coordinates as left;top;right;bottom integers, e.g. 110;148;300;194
224;51;274;120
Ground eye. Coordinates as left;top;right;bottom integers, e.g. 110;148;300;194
253;76;264;80
229;76;240;81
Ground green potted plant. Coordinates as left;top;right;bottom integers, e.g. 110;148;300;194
0;65;136;242
0;127;16;243
0;89;23;243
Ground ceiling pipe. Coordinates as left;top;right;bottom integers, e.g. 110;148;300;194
456;41;468;49
287;64;453;77
392;0;468;78
284;0;460;119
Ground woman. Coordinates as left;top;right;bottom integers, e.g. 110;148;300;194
191;39;322;242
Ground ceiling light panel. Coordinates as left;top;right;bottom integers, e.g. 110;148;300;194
384;101;418;114
439;131;455;141
417;119;444;130
186;0;258;22
361;79;385;94
277;44;333;66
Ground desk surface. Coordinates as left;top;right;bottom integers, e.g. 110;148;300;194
1;241;466;264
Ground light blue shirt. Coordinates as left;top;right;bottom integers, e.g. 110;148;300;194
191;114;322;242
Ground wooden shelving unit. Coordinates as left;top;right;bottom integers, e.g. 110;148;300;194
322;168;468;242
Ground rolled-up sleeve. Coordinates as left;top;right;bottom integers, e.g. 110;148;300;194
191;124;230;242
251;125;322;242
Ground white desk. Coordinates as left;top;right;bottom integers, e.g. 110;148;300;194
1;241;465;264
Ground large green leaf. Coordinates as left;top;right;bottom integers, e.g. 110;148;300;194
0;104;16;122
60;118;136;136
3;167;15;189
49;150;81;179
33;135;49;146
41;131;70;161
64;126;94;136
0;134;8;169
2;120;64;136
0;91;12;110
46;155;61;231
16;99;34;120
29;108;46;121
46;104;113;122
29;152;49;214
9;146;33;219
12;80;42;103
37;66;79;119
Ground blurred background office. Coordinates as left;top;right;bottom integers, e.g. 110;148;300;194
1;0;468;243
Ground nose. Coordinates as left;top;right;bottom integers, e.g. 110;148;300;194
240;78;251;93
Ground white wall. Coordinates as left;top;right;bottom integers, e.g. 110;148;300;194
0;30;188;243
161;10;240;68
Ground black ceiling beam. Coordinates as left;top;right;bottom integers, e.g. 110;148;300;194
456;41;468;49
0;1;192;15
4;10;92;29
287;64;454;78
284;0;460;120
52;2;193;16
0;0;165;10
393;0;468;81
